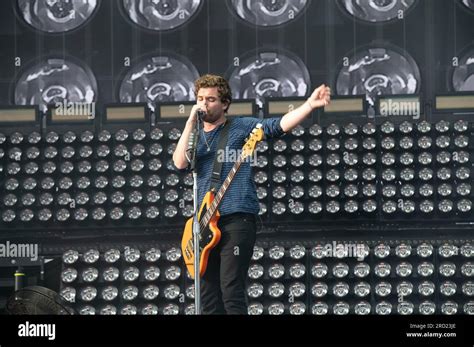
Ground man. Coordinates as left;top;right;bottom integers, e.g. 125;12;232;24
173;74;330;314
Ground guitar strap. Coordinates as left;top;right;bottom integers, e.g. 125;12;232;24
210;118;233;192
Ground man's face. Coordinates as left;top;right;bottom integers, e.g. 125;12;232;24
196;87;228;124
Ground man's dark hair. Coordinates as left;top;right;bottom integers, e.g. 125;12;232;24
194;74;232;112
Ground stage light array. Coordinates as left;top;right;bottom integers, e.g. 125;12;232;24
0;126;166;225
59;241;474;315
0;119;472;227
253;119;473;224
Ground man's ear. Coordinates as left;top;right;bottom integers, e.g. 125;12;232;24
223;101;230;113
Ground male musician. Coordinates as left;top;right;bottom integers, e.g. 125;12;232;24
173;74;330;314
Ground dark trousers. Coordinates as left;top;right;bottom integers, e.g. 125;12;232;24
200;213;257;315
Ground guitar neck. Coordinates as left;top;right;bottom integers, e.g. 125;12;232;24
200;156;245;229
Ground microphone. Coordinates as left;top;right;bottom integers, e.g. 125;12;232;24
196;109;206;121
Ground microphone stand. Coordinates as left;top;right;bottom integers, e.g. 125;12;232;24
188;114;202;315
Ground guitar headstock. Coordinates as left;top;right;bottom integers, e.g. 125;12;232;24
242;124;264;160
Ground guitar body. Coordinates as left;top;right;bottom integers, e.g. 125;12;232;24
181;191;221;279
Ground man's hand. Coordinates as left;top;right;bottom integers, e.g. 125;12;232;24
187;104;205;126
174;104;205;170
307;84;331;110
